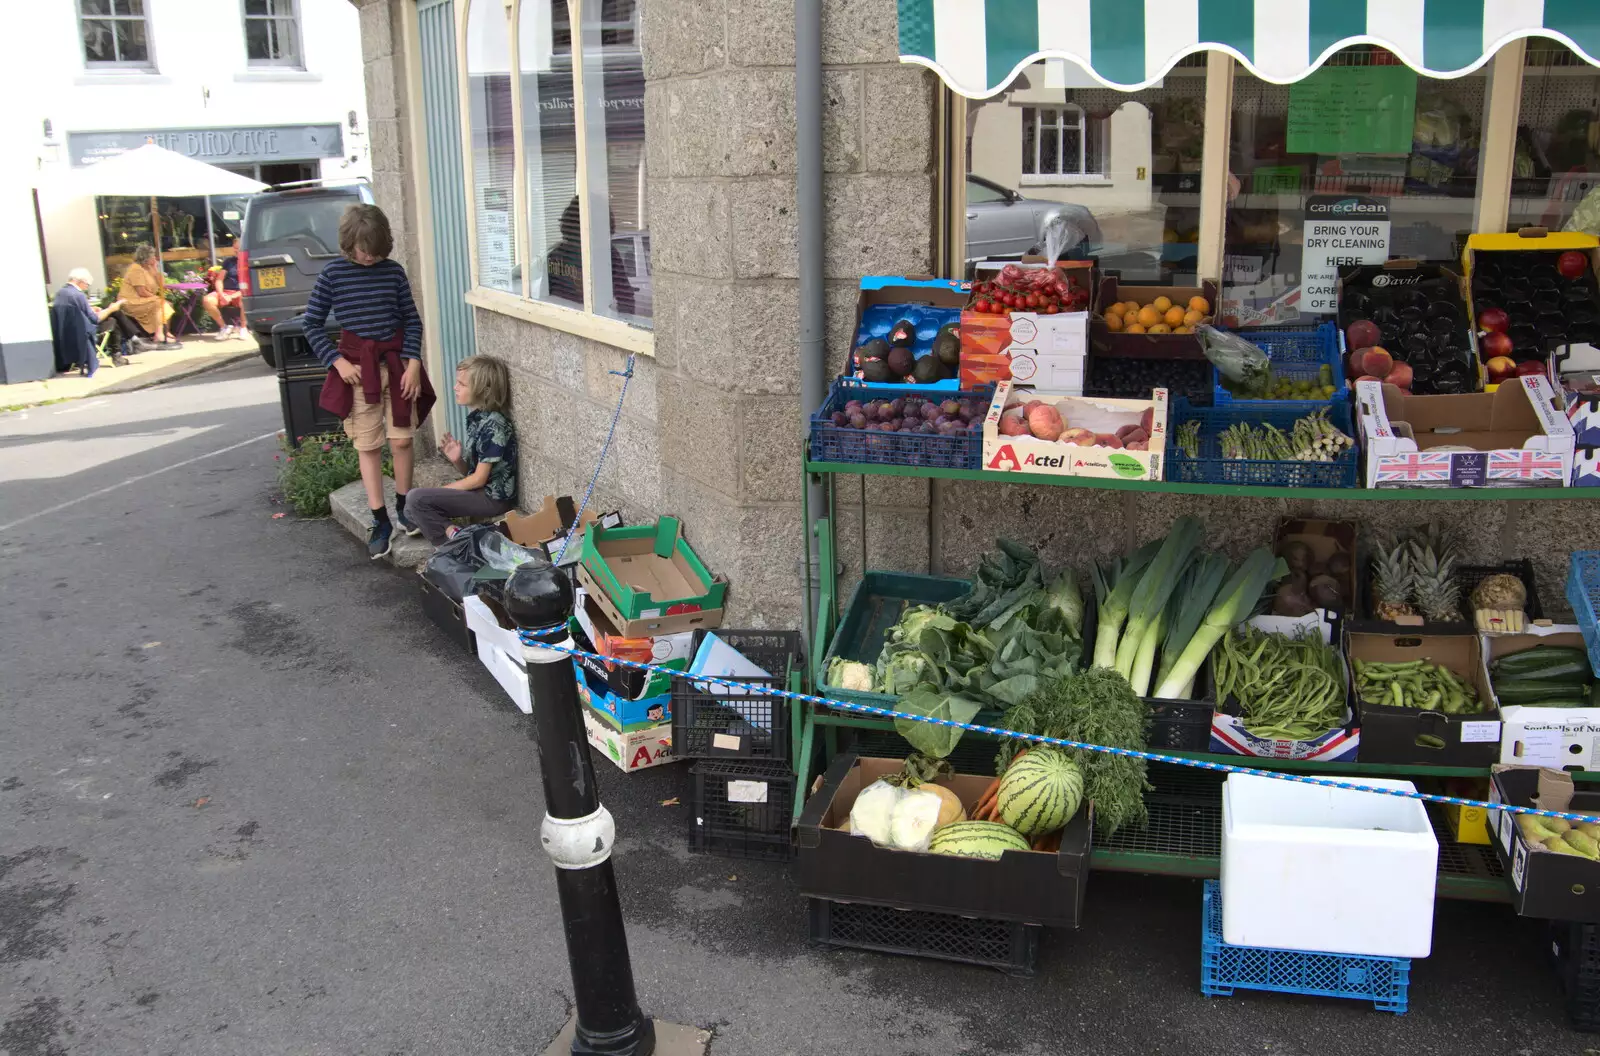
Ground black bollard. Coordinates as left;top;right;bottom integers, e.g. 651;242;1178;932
503;564;656;1056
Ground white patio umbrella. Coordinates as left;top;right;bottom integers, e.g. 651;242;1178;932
63;142;268;268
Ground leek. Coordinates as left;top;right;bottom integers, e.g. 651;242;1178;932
1129;608;1165;696
1152;546;1284;701
1113;518;1202;678
1091;541;1161;670
1155;552;1230;690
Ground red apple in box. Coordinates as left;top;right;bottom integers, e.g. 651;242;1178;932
1516;359;1548;377
1481;330;1513;360
1486;355;1517;383
1478;307;1509;334
1560;251;1589;280
1347;319;1382;351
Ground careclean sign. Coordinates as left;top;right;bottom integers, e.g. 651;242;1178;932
1302;195;1390;315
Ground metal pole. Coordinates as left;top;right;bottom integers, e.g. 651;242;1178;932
205;196;217;266
796;0;827;655
505;563;654;1056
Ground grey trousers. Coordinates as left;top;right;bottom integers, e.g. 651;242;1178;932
405;486;515;545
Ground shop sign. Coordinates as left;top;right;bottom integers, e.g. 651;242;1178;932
1302;195;1390;315
68;125;345;167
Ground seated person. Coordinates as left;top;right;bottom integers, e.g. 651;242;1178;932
112;244;181;353
51;268;125;376
202;258;243;339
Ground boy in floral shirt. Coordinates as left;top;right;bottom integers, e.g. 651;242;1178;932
403;355;518;545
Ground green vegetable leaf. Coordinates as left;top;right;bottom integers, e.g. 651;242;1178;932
895;686;983;759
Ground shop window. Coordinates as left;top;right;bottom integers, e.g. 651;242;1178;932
1508;41;1600;233
464;0;651;338
1222;47;1489;328
1021;105;1106;180
78;0;153;69
465;0;519;295
964;59;1205;283
242;0;303;68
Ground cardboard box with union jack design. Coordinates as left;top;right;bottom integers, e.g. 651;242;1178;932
1356;376;1574;489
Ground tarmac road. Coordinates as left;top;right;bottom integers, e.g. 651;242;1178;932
0;359;1590;1055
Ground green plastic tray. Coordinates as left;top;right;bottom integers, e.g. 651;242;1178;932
817;571;971;713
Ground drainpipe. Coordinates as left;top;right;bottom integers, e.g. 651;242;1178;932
797;0;826;643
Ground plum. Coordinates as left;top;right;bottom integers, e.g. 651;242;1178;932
921;402;941;421
848;413;868;429
832;412;848;427
888;398;906;416
844;400;864;415
876;403;897;422
941;399;962;416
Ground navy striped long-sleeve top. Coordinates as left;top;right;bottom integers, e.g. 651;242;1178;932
302;257;424;367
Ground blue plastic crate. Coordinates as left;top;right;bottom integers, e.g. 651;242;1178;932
1567;551;1600;676
1213;324;1347;407
809;378;992;471
1200;881;1410;1014
1166;397;1360;489
847;303;965;393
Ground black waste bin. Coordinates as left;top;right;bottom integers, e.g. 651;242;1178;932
274;316;343;443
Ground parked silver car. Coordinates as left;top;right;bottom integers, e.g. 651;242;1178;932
965;174;1100;264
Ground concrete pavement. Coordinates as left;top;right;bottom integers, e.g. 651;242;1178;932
0;331;262;411
0;359;1592;1055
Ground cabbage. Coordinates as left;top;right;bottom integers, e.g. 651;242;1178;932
849;780;899;845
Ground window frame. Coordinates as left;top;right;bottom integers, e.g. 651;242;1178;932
241;0;305;69
456;0;652;356
77;0;156;71
1023;104;1094;178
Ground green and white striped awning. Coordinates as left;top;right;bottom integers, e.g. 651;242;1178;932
898;0;1600;98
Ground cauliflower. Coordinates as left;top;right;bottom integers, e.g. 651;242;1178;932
826;658;876;692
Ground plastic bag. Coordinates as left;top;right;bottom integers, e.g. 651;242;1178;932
848;779;945;851
480;531;544;573
1197;324;1271;396
421;523;500;601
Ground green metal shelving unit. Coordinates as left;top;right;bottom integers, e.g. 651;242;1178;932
797;448;1600;902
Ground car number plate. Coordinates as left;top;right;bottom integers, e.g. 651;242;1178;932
257;267;287;290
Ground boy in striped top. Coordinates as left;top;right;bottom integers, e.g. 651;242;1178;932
307;204;435;560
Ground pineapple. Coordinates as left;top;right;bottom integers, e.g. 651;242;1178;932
1410;538;1463;623
1370;537;1418;621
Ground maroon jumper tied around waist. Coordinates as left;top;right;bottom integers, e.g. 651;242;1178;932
318;330;436;428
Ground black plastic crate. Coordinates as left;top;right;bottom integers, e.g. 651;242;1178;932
1084;353;1213;404
689;760;795;862
1550;919;1600;1032
1351;556;1542;634
672;629;803;760
809;378;992;471
1146;698;1215;751
807;898;1040;975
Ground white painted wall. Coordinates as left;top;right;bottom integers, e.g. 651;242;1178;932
18;0;370;290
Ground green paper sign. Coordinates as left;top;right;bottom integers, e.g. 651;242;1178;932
1287;66;1419;156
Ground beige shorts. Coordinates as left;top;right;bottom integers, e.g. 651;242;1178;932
343;374;416;451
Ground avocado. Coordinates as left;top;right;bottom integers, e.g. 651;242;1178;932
858;337;891;362
932;323;960;368
861;358;894;383
888;319;918;347
886;346;916;377
911;355;943;384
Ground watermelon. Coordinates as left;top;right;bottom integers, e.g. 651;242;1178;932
996;748;1083;838
927;821;1029;860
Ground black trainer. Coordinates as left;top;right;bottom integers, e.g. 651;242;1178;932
395;505;421;537
368;520;393;560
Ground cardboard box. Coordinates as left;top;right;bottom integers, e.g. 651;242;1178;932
1348;632;1502;766
794;754;1092;927
571;587;694;701
1209;612;1359;762
1094;277;1219;360
981;379;1167;481
1482;626;1600;769
1355;376;1574;488
578;516;727;626
583;705;674;772
1335;260;1479;394
418;571;474;654
1275;518;1356;618
845;276;969;392
503;494;600;556
576;564;723;638
573;656;671;730
960;259;1093;390
464;595;533;714
1462;231;1600;381
1489;765;1600;921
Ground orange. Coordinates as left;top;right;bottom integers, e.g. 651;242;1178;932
1183;309;1205;327
1148;323;1172;334
1105;303;1125;318
1152;295;1173;313
1136;305;1162;328
1123;322;1146;334
1188;296;1211;314
1174;325;1192;334
1105;312;1124;332
1164;306;1186;327
1123;300;1141;315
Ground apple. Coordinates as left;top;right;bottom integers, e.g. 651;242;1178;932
1486;355;1517;382
1516;359;1548;377
1481;331;1514;359
1347;348;1369;380
1478;307;1509;333
1560;251;1589;280
1386;362;1414;390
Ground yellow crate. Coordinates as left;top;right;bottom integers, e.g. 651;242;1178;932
1442;802;1492;845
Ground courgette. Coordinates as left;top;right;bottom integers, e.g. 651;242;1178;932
1491;646;1592;681
1492;678;1593;705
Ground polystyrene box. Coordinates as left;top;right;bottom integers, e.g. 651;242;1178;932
1220;774;1438;958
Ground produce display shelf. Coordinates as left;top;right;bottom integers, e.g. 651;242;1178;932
804;459;1600;501
1090;764;1509;903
